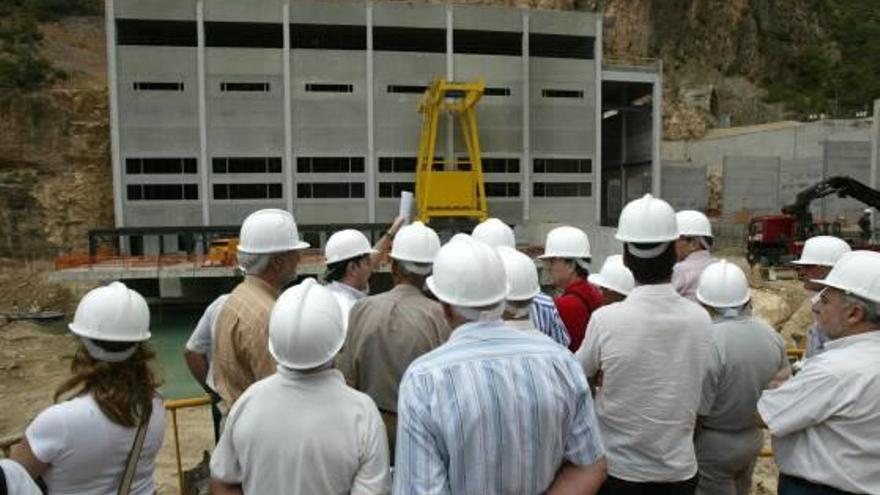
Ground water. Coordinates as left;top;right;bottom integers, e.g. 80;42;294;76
150;307;206;400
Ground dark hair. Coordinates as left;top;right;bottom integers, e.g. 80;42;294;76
574;260;590;279
324;254;369;282
55;340;162;427
623;242;676;284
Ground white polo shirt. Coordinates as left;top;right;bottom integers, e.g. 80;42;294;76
328;281;367;330
211;367;391;495
758;330;880;494
576;284;713;482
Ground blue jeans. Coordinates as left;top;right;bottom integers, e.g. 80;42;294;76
779;474;859;495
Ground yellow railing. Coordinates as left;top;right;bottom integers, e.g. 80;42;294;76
165;396;212;495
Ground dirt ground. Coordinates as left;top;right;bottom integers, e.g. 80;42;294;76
0;256;802;494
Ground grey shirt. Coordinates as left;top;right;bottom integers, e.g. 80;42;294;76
699;314;788;431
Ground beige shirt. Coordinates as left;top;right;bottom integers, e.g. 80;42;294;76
211;367;391;495
212;275;277;413
336;284;451;413
576;284;713;482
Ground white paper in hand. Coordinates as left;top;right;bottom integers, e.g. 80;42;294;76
399;191;413;223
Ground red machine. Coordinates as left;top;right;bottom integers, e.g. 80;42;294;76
746;176;880;266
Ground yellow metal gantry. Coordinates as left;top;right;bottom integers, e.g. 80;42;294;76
415;78;488;224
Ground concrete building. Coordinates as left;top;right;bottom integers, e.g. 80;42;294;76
106;0;661;249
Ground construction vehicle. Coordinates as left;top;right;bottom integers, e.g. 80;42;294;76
746;176;880;266
415;78;489;224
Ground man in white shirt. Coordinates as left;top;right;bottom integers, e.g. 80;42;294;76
183;293;228;441
324;218;405;329
576;195;713;494
758;250;880;495
211;278;390;495
672;210;717;301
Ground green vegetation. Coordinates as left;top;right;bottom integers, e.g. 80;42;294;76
767;0;880;118
0;0;98;90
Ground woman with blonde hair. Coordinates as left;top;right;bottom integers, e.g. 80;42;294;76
12;282;165;495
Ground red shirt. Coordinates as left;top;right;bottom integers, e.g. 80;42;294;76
554;279;604;352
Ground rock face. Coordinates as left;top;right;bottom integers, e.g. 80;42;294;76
0;88;113;257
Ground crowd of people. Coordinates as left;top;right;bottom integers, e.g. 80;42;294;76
3;194;879;495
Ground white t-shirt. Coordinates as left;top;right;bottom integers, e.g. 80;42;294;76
576;284;713;482
25;394;166;495
328;281;367;331
185;294;229;391
0;459;42;495
758;330;880;494
211;367;390;495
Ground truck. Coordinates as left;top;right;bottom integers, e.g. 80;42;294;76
746;176;880;266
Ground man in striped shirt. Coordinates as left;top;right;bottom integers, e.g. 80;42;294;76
531;292;572;347
394;234;607;495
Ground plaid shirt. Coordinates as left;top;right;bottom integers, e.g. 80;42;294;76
212;276;277;414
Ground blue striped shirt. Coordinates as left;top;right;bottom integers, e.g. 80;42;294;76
530;292;571;348
393;320;605;495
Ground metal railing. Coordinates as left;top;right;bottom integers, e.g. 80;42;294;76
165;396;212;495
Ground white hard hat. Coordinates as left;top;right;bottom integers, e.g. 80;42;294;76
472;218;516;249
676;210;713;238
68;282;150;342
496;246;540;302
390;221;441;264
588;254;635;296
324;229;377;264
538;226;592;259
268;278;345;370
791;236;851;267
813;250;880;304
426;234;508;307
865;209;872;214
696;260;751;308
616;194;678;243
238;208;310;254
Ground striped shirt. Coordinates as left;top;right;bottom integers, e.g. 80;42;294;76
393;320;605;495
530;292;571;348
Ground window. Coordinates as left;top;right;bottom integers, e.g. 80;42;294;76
220;82;270;92
205;21;283;48
485;182;521;197
291;24;366;50
305;83;354;93
127;184;198;200
126;158;197;174
297;157;364;173
529;33;595;59
378;157;416;173
453;29;521;56
212;157;282;174
541;89;584;99
133;82;184;91
533;158;592;174
297;182;365;199
379;182;414;198
387;85;428;94
213;183;283;200
373;26;445;53
484;87;511;97
482;158;520;174
532;182;592;197
116;19;197;47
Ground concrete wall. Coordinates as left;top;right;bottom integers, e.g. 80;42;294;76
111;0;604;230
